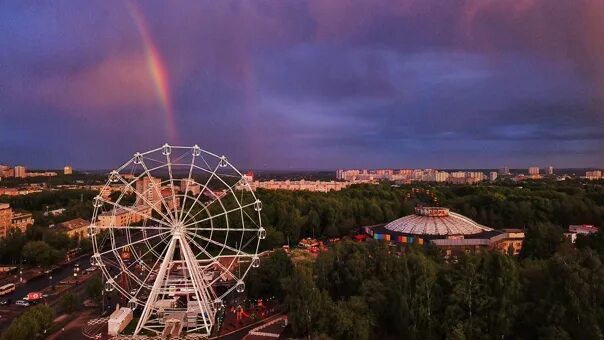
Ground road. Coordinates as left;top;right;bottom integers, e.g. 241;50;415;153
0;257;93;304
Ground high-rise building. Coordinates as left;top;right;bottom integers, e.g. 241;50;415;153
14;166;26;178
498;167;510;176
546;165;554;176
489;172;498;181
586;170;602;180
64;166;73;175
528;167;540;176
135;176;162;210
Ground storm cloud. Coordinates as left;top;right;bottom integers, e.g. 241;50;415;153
1;0;603;169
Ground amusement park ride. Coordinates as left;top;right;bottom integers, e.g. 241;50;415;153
89;144;265;337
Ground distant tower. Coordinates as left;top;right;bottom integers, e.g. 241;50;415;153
546;165;554;176
489;171;498;182
498;167;510;176
528;167;540;176
14;166;26;178
64;166;73;175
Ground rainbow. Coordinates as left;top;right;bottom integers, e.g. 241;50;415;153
128;2;178;142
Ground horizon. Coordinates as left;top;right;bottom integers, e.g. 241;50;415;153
2;1;604;169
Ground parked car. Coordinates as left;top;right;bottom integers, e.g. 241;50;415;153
0;300;8;306
15;300;30;307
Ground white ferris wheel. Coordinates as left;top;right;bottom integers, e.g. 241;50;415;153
89;144;264;337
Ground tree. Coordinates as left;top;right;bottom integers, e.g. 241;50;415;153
0;227;26;264
1;305;54;340
86;276;104;303
284;267;329;337
60;292;80;313
21;240;63;267
245;250;293;301
520;223;564;259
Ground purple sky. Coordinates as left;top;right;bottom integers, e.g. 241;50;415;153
1;0;604;170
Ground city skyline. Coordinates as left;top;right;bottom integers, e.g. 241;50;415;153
2;1;604;169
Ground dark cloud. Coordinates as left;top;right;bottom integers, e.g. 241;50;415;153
0;0;603;169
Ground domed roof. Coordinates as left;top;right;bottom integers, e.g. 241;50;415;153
384;207;492;236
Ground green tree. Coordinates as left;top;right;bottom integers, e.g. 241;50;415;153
60;292;80;313
520;223;564;259
245;250;293;301
1;305;54;340
21;240;63;267
86;276;104;303
284;267;328;337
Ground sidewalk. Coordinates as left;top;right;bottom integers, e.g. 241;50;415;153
47;309;96;340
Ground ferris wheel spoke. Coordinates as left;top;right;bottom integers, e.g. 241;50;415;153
138;156;177;223
186;227;255;232
182;200;256;229
114;172;174;224
181;167;248;227
180;162;222;227
126;234;170;273
164;148;181;224
142;228;170;258
97;230;171;257
186;231;249;256
183;233;216;261
114;225;170;230
177;152;197;222
97;198;172;229
130;236;171;296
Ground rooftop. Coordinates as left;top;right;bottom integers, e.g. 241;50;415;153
384;207;492;236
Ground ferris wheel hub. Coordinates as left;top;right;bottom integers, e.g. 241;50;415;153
171;221;185;236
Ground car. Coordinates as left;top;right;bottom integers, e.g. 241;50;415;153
85;267;97;273
0;300;8;306
130;289;137;295
15;300;30;307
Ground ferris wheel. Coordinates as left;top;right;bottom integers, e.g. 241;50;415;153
89;144;264;337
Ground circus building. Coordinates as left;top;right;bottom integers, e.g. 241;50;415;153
363;207;524;258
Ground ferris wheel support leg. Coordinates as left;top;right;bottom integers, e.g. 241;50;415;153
134;236;178;336
177;234;216;335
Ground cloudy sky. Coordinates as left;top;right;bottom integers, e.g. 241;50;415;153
1;0;603;170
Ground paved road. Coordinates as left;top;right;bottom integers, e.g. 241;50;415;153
0;257;92;303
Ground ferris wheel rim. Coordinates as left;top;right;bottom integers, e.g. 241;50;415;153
89;144;263;336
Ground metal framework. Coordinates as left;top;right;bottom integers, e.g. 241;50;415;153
90;144;264;337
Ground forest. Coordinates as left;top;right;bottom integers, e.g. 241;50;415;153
247;227;604;340
256;180;604;249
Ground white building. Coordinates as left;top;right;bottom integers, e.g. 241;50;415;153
98;205;152;227
489;172;498;182
108;306;133;336
546;165;554;176
586;170;602;180
14;166;26;178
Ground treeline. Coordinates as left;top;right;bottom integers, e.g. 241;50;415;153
441;181;604;228
0;190;96;265
249;225;604;339
257;184;415;249
256;181;604;249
